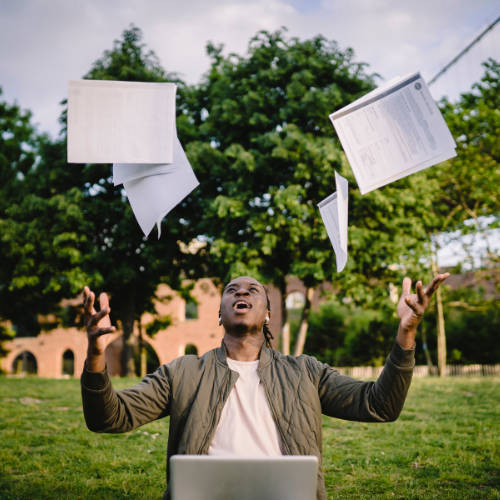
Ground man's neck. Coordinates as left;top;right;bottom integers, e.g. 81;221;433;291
223;331;265;362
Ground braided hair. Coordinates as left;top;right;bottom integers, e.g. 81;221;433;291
262;287;274;349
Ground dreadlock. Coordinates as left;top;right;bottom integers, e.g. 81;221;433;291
262;287;274;349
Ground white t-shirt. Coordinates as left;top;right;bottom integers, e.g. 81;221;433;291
207;358;284;456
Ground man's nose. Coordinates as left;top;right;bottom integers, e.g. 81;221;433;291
235;288;250;296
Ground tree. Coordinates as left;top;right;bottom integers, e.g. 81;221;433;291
74;25;192;376
435;59;500;266
187;29;441;355
0;88;92;337
445;286;500;365
0;324;16;368
423;59;500;374
304;300;399;367
21;26;201;375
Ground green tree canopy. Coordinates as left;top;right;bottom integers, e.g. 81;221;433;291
186;29;441;353
433;59;500;268
58;25;204;375
5;26;498;368
2;26;202;375
0;88;91;336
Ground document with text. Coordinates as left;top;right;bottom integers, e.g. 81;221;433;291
318;172;349;272
67;80;177;164
329;72;457;195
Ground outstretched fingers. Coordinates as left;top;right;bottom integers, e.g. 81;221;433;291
99;292;110;310
416;281;425;304
93;325;116;337
404;295;419;313
88;306;111;329
401;277;412;298
83;286;95;321
83;286;115;338
424;273;450;297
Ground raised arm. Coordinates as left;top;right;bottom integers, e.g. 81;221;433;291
81;286;174;433
395;274;449;349
317;274;449;422
83;286;116;372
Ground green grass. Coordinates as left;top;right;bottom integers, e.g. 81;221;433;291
0;377;499;499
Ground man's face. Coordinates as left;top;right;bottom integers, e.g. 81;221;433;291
220;276;269;334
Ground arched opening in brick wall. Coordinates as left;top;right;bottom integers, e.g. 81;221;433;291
185;344;198;356
62;350;75;376
11;351;37;375
178;344;198;357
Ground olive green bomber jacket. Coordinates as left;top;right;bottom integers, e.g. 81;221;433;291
81;341;415;500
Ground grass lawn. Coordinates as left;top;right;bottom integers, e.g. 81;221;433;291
0;376;499;499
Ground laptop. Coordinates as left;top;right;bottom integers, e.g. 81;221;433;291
170;455;318;500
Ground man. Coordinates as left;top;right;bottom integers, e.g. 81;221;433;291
81;273;449;500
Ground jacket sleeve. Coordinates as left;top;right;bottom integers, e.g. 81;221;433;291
80;359;178;433
315;341;415;422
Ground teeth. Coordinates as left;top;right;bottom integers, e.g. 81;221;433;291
235;301;250;308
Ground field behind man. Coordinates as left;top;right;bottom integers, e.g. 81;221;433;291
0;377;499;500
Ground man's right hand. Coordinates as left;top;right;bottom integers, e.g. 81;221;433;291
84;286;115;372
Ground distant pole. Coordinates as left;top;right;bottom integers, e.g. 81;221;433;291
435;286;447;377
420;322;435;374
282;323;290;356
293;287;314;357
281;287;290;355
140;323;147;378
432;254;447;377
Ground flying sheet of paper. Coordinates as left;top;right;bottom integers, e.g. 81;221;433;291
123;137;199;238
67;80;177;164
329;72;457;195
113;108;181;185
318;172;349;272
113;162;179;186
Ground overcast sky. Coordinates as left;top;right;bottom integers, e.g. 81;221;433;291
1;0;500;138
1;0;499;267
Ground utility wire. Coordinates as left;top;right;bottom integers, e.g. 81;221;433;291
428;5;500;76
428;13;500;86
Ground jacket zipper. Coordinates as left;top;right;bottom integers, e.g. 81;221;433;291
260;374;291;455
198;369;229;454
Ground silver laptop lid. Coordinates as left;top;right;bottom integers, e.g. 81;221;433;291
170;455;318;500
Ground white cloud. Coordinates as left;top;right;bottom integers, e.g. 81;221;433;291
385;12;412;31
0;0;499;136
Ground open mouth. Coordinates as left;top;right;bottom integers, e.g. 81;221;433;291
233;301;252;310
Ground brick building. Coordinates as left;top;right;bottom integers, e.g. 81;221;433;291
1;277;329;378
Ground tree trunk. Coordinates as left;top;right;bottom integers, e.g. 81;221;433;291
435;285;447;377
120;296;137;378
282;323;290;356
432;256;447;377
420;321;434;374
280;283;290;355
293;287;314;357
139;323;147;378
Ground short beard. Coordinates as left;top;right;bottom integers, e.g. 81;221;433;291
233;322;251;334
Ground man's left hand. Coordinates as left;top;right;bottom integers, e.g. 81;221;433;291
396;273;449;348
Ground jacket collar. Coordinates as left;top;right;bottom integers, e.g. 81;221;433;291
216;338;273;369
